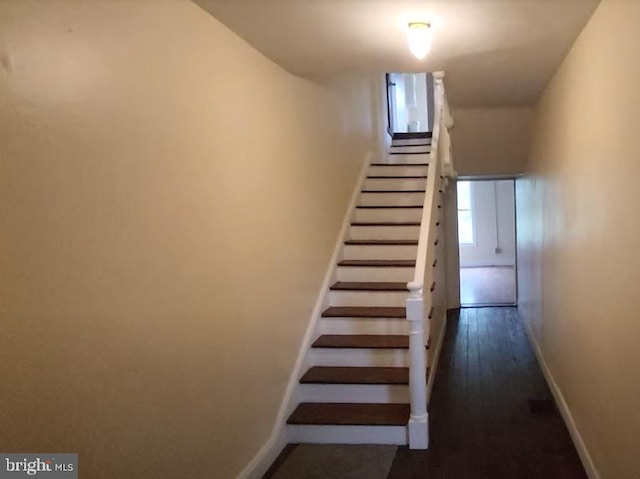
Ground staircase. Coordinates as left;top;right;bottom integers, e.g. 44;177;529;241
283;72;454;449
286;134;434;445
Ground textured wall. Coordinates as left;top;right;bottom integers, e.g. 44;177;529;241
0;1;377;477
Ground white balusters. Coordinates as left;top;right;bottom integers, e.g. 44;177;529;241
404;71;455;449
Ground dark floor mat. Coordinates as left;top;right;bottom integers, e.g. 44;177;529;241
271;444;397;479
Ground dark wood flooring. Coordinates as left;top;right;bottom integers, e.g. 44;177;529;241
388;307;587;479
265;307;587;479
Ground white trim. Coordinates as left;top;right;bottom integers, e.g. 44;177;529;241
427;312;448;403
236;151;374;479
235;429;286;479
521;317;600;479
457;174;524;181
378;75;393;157
459;260;516;268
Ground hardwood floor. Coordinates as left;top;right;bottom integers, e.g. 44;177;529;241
387;307;586;479
460;267;517;306
266;307;587;478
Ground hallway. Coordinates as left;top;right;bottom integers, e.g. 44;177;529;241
266;308;587;478
460;267;516;306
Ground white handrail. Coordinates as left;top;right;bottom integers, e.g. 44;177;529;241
410;75;446;290
405;71;452;449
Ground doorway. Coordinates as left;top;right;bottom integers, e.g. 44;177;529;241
386;72;434;134
457;179;517;306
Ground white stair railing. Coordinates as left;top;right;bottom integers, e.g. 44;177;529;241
406;72;453;449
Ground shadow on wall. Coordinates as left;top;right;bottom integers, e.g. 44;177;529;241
451;108;533;176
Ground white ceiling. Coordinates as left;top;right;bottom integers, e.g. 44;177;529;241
194;0;600;107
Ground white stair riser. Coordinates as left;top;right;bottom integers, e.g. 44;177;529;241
383;157;431;166
368;165;428;177
388;145;430;154
384;154;430;165
311;348;409;367
354;208;422;223
343;244;417;260
329;290;408;308
349;225;420;241
364;178;427;191
298;384;409;403
288;141;436;447
359;192;425;207
320;318;408;335
392;138;431;146
336;266;414;282
287;424;408;445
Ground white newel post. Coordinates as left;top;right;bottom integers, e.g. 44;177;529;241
406;281;429;449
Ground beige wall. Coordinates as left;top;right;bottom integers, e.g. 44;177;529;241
516;1;640;477
451;107;533;176
0;1;378;478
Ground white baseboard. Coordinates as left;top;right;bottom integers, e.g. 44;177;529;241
427;312;448;404
236;429;286;479
459;262;516;268
235;151;373;479
520;316;600;479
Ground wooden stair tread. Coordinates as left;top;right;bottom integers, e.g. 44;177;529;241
361;190;426;193
370;163;429;166
301;366;409;385
393;132;432;140
330;281;408;291
338;259;415;267
367;175;427;179
389;143;431;147
351;222;421;227
356;205;423;209
287;402;410;426
344;239;418;245
389;151;430;155
322;307;406;318
313;334;409;348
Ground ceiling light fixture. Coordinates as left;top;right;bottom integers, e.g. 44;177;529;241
407;22;432;60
